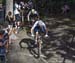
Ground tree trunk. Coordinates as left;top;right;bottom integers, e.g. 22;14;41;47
6;0;13;15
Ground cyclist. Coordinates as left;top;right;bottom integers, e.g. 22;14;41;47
27;9;39;26
31;16;48;44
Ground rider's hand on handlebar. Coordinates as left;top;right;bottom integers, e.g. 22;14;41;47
31;34;35;37
44;34;49;37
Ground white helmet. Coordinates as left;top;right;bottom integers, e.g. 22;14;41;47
31;9;35;13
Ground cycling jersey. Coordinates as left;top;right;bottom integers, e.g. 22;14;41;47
31;20;46;32
27;9;39;21
32;20;46;29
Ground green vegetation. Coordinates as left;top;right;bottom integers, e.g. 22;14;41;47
33;0;75;18
0;0;2;4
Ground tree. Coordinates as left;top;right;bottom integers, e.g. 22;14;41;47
0;0;2;4
6;0;13;15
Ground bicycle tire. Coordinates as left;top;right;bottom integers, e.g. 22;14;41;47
19;41;27;48
37;41;42;58
19;39;28;48
19;38;35;48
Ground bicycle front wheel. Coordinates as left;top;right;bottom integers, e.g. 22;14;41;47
37;41;42;58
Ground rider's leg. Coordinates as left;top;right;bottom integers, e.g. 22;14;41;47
45;28;48;37
17;21;20;28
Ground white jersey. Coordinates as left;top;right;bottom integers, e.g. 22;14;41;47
14;9;20;15
31;20;46;30
14;3;21;15
27;10;39;21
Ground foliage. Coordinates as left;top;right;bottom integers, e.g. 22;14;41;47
0;0;2;4
33;0;75;17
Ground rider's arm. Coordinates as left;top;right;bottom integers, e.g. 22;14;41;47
43;23;46;30
42;22;48;37
31;21;38;35
27;11;31;21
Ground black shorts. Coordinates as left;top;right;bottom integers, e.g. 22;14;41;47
15;14;21;21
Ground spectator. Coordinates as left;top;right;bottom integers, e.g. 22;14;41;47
0;29;8;63
8;27;18;44
28;0;33;9
24;2;29;21
19;1;25;22
61;4;70;17
2;29;9;53
24;2;29;9
6;11;15;30
14;1;21;32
